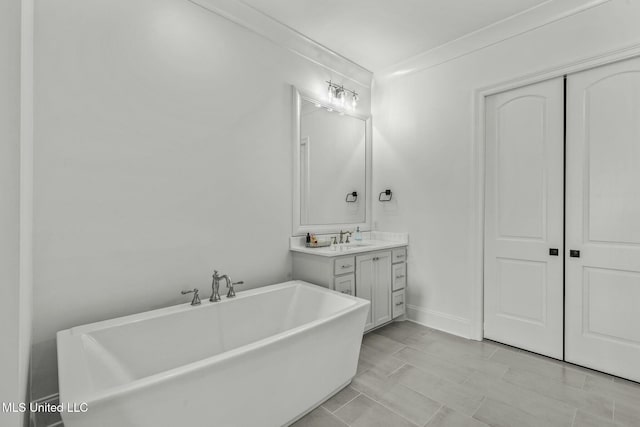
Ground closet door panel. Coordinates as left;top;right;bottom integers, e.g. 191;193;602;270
484;77;565;359
566;56;640;382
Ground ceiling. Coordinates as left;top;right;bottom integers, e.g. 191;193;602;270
240;0;552;72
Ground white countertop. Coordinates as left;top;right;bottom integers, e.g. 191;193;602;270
290;231;408;258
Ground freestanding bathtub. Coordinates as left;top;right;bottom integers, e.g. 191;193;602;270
57;280;369;427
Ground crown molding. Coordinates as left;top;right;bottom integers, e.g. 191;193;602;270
186;0;373;88
377;0;612;80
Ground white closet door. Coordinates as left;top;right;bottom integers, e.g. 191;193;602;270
565;56;640;381
484;78;564;359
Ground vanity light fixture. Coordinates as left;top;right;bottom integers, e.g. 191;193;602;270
326;81;359;110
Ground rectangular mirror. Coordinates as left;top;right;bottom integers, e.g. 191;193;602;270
292;86;372;236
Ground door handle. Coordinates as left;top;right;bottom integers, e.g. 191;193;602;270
549;248;559;256
570;250;580;258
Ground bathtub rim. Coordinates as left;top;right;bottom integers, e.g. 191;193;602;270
57;280;369;407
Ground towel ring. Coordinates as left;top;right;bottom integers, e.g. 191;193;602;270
378;189;392;202
345;191;358;202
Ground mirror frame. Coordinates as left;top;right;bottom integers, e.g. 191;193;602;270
292;85;372;236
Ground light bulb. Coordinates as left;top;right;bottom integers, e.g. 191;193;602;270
337;88;346;106
314;103;321;108
352;93;359;109
327;84;335;102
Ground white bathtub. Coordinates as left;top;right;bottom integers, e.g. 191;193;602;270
57;281;369;427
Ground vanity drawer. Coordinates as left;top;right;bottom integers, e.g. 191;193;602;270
392;290;405;318
334;274;355;296
392;263;406;291
334;256;355;275
392;248;407;263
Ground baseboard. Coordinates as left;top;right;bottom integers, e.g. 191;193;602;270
406;305;472;339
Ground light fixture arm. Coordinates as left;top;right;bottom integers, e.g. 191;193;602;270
326;81;358;99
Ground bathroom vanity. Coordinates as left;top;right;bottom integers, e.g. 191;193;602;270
291;233;408;332
289;86;406;332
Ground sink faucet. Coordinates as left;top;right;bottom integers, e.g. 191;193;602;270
339;230;352;244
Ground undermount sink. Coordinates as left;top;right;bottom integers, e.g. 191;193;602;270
340;242;371;250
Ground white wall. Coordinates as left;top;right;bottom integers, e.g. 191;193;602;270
32;0;370;399
1;0;33;425
372;0;640;338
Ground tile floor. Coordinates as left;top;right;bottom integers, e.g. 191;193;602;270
292;321;640;427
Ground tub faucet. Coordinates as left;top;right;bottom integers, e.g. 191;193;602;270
210;270;226;302
227;280;244;298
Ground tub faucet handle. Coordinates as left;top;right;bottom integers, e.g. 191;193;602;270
181;288;201;306
227;281;243;298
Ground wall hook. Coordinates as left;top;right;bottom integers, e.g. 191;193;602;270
345;191;358;202
378;189;392;202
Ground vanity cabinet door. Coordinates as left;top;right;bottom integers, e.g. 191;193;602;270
334;274;355;296
356;251;392;331
356;254;375;331
373;252;392;326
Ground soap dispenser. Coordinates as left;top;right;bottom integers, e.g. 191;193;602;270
354;226;362;241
